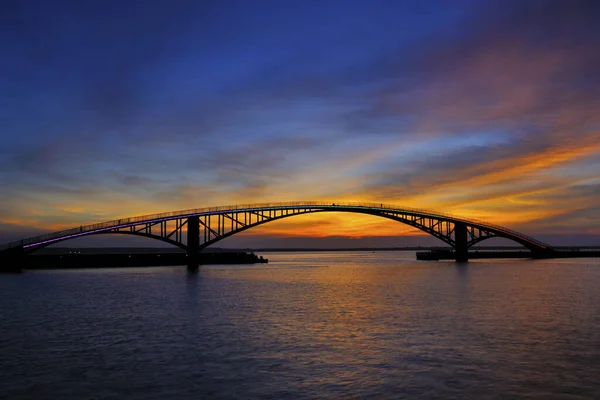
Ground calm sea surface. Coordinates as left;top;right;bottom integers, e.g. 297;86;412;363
1;252;600;399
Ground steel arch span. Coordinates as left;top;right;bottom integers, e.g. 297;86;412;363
1;202;552;263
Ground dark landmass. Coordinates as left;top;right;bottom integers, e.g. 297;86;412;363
23;252;268;269
3;246;599;273
417;249;600;260
0;249;268;272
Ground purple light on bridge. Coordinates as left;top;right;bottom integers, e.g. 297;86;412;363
21;205;546;250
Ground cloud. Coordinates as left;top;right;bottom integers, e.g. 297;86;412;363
1;0;600;245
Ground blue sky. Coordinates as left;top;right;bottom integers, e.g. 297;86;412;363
1;0;600;246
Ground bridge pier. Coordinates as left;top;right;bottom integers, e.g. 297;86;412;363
187;216;200;271
454;222;468;262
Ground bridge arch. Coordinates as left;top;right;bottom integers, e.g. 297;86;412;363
0;202;551;262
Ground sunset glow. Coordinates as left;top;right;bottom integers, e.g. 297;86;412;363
1;1;599;246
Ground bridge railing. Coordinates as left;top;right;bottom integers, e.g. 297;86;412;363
0;201;549;250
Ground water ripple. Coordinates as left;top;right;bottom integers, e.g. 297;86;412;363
1;253;599;399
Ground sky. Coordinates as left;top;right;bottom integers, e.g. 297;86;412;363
1;0;599;247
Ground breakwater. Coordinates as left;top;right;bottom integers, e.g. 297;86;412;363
417;250;600;260
1;251;268;272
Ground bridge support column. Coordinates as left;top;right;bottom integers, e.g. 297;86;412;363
454;222;468;262
187;216;200;271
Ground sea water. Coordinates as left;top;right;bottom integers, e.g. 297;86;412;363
1;252;599;399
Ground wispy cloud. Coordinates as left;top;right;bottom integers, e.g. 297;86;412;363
1;0;599;245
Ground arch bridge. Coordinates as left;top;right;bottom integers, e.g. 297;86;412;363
1;202;552;266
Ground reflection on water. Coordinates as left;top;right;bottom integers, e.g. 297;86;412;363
1;252;599;399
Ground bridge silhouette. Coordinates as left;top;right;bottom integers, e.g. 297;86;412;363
0;202;552;268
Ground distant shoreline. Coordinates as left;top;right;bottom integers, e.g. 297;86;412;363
34;245;600;255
